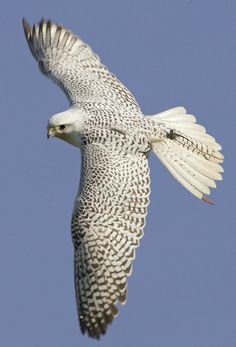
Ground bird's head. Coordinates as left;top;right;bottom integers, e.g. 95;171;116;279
47;108;85;147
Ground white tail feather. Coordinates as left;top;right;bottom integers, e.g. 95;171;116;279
149;107;224;202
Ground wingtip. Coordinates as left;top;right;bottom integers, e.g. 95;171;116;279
22;17;31;37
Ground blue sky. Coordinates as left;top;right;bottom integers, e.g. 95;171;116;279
0;1;235;346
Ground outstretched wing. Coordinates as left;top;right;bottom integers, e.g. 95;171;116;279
71;141;150;339
23;18;141;115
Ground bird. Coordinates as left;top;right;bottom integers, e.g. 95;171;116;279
23;18;224;339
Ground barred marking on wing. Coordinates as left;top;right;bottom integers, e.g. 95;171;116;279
23;18;141;114
71;142;150;339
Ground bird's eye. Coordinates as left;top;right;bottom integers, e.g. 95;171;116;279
59;125;66;131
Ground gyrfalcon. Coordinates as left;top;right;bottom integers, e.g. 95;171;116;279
23;18;224;339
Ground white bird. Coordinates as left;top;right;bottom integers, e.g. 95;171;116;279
23;18;224;339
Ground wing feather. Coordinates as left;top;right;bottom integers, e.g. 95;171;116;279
71;142;150;339
23;18;141;114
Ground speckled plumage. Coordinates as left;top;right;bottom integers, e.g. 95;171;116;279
23;18;224;339
72;133;150;337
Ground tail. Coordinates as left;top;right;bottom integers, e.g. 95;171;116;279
148;107;224;203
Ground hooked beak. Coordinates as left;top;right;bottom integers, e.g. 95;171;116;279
47;127;55;139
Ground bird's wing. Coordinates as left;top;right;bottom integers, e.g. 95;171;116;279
71;140;150;339
23;18;141;114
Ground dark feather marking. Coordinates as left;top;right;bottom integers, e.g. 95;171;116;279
59;31;70;49
38;20;44;47
45;21;52;47
53;26;62;47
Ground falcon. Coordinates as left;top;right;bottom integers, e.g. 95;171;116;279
23;18;224;339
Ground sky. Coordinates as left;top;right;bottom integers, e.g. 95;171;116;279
0;0;235;346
